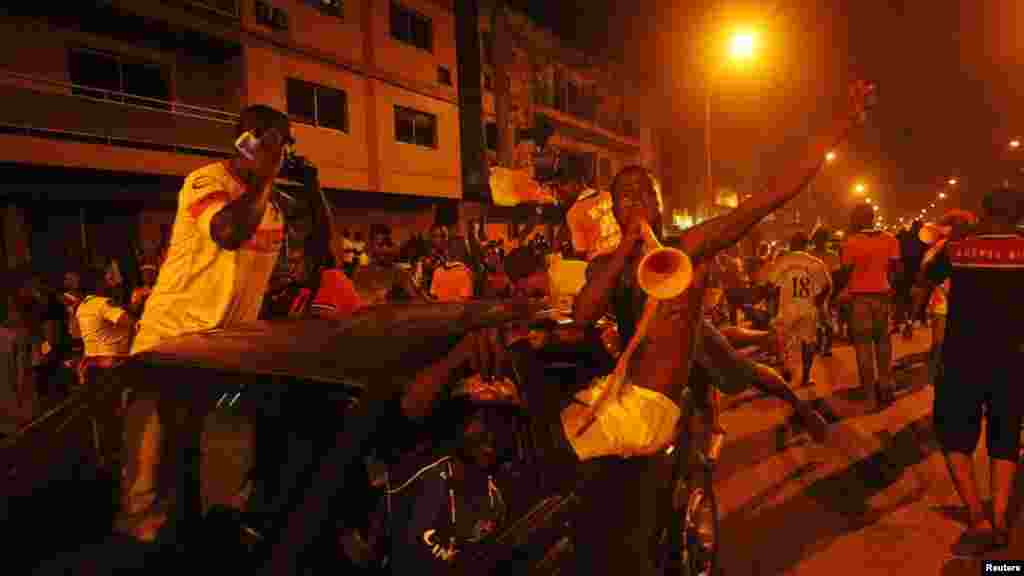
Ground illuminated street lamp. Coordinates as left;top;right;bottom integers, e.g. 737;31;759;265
1011;139;1021;150
948;178;958;186
854;182;867;195
705;26;762;209
865;197;872;204
825;151;837;164
873;204;879;211
729;31;758;61
939;192;947;199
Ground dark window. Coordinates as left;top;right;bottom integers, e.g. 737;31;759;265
394;106;437;149
390;2;433;52
68;48;170;110
599;157;612;186
122;61;170;108
286;78;348;132
481;30;494;66
566;82;579;116
485;122;497;151
437;66;452;86
483;72;493;92
303;0;343;17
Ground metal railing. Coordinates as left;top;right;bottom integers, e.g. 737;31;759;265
180;0;240;18
0;69;237;157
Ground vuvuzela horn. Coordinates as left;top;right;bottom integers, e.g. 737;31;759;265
571;223;693;437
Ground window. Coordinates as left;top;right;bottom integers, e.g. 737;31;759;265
68;48;170;109
599;157;612;187
303;0;343;17
391;2;433;52
254;1;289;29
286;78;348;132
483;72;493;92
481;30;494;66
394;106;437;149
437;66;451;86
485;122;497;151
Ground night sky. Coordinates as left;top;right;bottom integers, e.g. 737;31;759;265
509;0;1024;223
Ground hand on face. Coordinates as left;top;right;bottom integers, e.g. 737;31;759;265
249;129;288;186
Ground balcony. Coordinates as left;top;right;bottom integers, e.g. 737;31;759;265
0;70;237;159
177;0;241;18
532;82;637;142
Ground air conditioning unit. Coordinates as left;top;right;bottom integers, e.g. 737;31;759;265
272;7;289;29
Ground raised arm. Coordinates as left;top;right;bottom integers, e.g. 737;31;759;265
674;82;874;264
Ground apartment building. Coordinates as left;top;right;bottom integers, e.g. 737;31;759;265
477;2;657;189
0;0;461;287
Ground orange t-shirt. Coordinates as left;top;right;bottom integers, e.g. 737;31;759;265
311;269;364;317
840;230;901;294
430;262;475;302
565;190;622;261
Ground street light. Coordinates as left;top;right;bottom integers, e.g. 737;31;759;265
948;178;958;186
729;31;758;61
825;151;837;163
865;197;872;204
704;26;761;211
873;205;879;211
1011;139;1021;150
854;182;867;195
939;192;947;199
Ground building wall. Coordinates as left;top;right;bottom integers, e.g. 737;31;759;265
245;45;373;191
371;0;459;99
240;0;365;66
373;79;461;198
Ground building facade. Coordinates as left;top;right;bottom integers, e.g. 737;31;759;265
0;1;657;275
476;3;657;191
0;0;464;278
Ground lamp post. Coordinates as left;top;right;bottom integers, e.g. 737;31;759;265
705;28;759;215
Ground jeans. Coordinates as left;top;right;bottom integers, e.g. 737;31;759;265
849;294;893;402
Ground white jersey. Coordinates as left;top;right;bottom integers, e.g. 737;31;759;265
132;162;283;354
765;250;831;322
77;296;132;357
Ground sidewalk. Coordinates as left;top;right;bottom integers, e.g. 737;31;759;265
715;328;1023;575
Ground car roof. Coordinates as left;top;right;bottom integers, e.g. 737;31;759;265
129;300;548;390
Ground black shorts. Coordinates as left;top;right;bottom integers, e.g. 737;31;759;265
934;353;1023;461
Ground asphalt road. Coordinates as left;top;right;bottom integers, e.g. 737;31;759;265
714;328;1024;575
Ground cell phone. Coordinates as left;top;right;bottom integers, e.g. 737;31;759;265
235;130;261;160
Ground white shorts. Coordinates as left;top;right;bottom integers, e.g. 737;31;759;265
562;375;681;461
774;312;818;346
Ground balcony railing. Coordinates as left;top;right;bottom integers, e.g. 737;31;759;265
179;0;240;19
0;70;237;158
532;81;635;139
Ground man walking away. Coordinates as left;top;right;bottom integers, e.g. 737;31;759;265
915;188;1024;557
764;232;831;388
839;203;901;412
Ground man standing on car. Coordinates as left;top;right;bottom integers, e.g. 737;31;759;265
121;105;290;542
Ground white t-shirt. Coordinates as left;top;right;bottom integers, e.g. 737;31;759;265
132;161;283;354
764;250;831;322
76;296;133;357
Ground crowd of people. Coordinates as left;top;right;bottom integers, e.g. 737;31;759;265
5;78;1022;571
